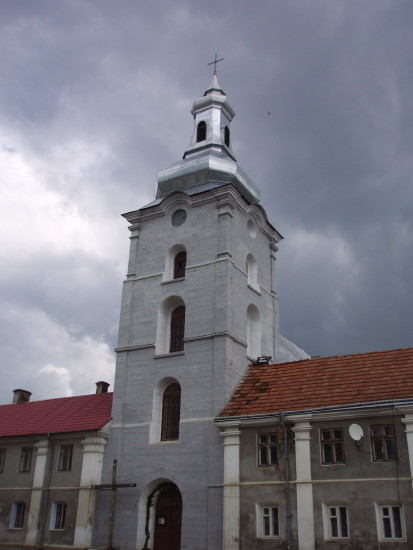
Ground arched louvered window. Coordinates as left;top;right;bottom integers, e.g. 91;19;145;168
170;306;185;352
161;383;181;441
224;126;230;147
197;121;207;142
174;251;186;279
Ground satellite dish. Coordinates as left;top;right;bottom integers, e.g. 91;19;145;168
349;424;364;441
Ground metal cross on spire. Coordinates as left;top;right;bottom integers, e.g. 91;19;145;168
208;53;224;75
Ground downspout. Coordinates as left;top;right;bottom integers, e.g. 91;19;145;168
279;413;291;550
37;436;55;550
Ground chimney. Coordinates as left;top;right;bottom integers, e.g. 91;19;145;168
13;389;32;404
96;381;110;394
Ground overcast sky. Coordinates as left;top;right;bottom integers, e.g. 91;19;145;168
1;0;412;402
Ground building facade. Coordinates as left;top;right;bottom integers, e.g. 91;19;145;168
0;385;112;550
218;348;413;549
92;75;307;550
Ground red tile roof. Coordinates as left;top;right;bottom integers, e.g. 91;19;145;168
220;348;413;417
0;392;112;437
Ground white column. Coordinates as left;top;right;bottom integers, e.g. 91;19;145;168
74;433;108;547
26;439;49;544
221;425;241;550
292;418;315;550
401;413;413;495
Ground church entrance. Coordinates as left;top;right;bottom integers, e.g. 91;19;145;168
153;484;182;550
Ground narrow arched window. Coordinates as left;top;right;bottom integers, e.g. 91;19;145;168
197;121;207;142
174;251;186;279
170;306;185;352
247;304;261;359
161;383;181;441
224;126;230;147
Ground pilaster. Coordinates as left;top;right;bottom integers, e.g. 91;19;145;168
401;412;413;495
292;418;315;550
26;439;49;545
221;425;241;550
74;433;108;547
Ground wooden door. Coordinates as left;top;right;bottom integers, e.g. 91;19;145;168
153;485;182;550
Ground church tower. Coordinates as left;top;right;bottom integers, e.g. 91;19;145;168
95;75;283;550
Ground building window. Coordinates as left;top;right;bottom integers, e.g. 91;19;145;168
196;121;207;142
10;502;25;529
371;425;397;461
258;505;279;538
377;504;404;540
321;429;344;464
246;253;258;290
224;125;230;146
161;383;181;441
247;304;261;359
50;502;67;530
173;251;186;279
18;447;33;473
327;505;349;538
58;445;73;471
170;306;185;352
257;434;278;466
0;448;6;472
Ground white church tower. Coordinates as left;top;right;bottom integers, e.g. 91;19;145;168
94;74;301;550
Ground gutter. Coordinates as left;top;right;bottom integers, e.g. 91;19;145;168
279;413;291;550
215;397;413;424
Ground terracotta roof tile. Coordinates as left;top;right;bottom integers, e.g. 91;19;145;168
0;392;113;437
220;348;413;417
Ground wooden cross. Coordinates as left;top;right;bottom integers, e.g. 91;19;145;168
208;53;224;75
92;459;136;550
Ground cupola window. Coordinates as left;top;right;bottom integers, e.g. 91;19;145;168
196;121;207;142
224;126;230;147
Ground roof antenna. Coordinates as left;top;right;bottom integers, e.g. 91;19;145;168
208;53;224;75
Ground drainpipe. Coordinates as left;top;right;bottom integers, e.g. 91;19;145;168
37;437;55;550
279;413;291;550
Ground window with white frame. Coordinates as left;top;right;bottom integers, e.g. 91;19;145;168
10;502;25;529
257;433;278;466
257;504;279;538
325;505;349;539
58;444;73;471
50;502;67;530
376;504;404;541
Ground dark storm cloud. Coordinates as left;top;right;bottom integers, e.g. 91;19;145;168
1;0;412;399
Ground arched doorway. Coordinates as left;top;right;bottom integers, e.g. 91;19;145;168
153;483;182;550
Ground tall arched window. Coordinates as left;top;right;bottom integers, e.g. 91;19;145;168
247;304;262;359
174;251;186;279
161;383;181;441
170;306;185;352
196;121;207;142
246;253;258;289
224;126;230;147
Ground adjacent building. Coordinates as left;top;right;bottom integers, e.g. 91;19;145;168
217;348;413;549
0;383;112;550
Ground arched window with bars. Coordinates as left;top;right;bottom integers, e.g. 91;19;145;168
174;251;186;279
161;383;181;441
170;306;185;352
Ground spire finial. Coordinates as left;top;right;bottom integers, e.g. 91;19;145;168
208;53;224;75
